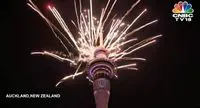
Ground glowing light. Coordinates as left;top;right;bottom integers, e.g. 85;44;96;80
47;5;51;9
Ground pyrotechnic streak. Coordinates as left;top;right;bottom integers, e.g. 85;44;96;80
115;57;146;62
86;76;93;83
102;0;117;28
117;63;137;69
115;40;157;60
27;0;74;54
127;68;138;70
55;71;84;87
72;63;82;79
125;20;158;37
113;34;162;60
107;9;147;49
28;0;162;85
31;51;76;64
49;7;80;51
89;0;94;46
121;0;141;21
74;0;80;29
119;38;138;46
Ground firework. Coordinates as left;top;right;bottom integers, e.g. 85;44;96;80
28;0;162;87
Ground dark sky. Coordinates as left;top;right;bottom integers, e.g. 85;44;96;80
5;0;198;108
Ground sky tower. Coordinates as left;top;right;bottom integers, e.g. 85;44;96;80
87;47;117;108
27;0;162;107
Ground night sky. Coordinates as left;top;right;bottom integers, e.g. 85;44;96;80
5;0;198;108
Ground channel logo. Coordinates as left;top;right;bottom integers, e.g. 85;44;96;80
172;1;194;22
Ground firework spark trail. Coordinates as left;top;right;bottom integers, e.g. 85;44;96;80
117;63;137;69
86;76;93;83
101;0;117;29
49;7;80;51
31;51;76;64
107;9;147;49
124;19;158;37
29;0;79;53
108;38;138;55
74;0;80;29
115;40;157;60
27;0;73;54
89;0;94;46
55;71;84;87
103;0;140;46
115;57;146;62
104;0;140;47
120;0;141;21
28;0;162;85
72;63;82;79
118;38;138;47
112;34;162;59
79;14;90;44
127;68;138;70
104;19;122;47
98;9;105;46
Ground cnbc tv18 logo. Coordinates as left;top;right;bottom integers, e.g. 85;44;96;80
172;1;194;22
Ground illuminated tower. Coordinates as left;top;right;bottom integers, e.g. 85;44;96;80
27;0;162;108
87;47;117;108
